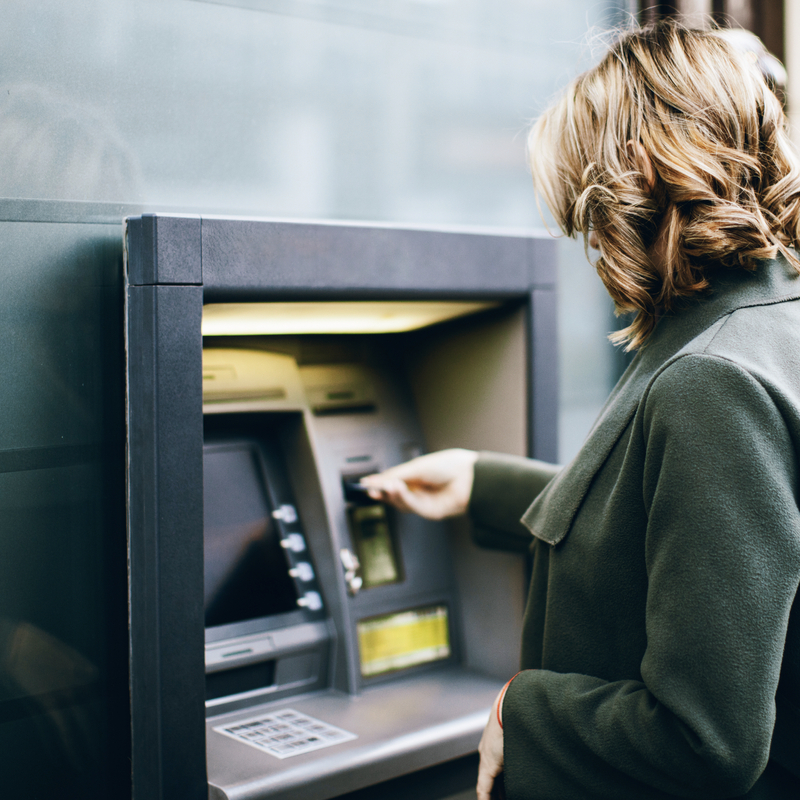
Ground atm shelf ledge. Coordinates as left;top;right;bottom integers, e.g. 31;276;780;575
206;666;504;800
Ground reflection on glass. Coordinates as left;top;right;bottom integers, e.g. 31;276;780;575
0;0;624;222
0;83;142;202
0;617;101;794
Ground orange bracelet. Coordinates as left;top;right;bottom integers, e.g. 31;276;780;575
497;672;521;729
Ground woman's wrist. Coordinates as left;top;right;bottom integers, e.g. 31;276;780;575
496;672;521;729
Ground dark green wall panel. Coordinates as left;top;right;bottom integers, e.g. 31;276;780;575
0;223;121;450
0;221;129;798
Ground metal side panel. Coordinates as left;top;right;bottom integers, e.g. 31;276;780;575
127;282;207;800
200;217;548;299
527;287;559;463
127;214;202;286
207;667;503;800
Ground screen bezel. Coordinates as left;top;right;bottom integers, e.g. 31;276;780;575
202;422;325;646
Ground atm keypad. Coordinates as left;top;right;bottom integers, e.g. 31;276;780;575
214;709;357;759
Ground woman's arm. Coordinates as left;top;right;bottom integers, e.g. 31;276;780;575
361;449;561;553
360;448;478;519
502;354;800;798
469;452;561;552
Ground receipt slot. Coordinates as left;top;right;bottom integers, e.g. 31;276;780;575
125;216;557;800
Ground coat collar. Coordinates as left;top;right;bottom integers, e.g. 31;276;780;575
521;255;800;546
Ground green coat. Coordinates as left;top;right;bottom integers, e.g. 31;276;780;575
469;256;800;799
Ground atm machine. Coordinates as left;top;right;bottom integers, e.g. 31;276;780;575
124;215;557;800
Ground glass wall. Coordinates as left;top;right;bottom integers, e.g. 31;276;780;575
0;0;630;795
1;0;630;220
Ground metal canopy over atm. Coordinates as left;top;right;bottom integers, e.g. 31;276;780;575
124;214;557;800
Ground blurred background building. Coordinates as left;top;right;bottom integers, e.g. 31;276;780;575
0;1;790;796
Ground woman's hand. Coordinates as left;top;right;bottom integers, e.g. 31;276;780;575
359;449;478;520
477;687;506;800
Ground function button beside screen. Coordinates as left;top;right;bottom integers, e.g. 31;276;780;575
297;591;323;611
289;562;315;582
272;504;298;524
280;533;306;552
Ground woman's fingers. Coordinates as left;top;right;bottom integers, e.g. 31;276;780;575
476;768;501;800
363;448;476;487
364;477;449;518
366;477;416;514
362;478;450;519
360;449;478;519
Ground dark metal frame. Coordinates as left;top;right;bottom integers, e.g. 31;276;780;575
125;213;558;800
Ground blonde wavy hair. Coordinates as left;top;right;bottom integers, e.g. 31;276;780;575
529;21;800;349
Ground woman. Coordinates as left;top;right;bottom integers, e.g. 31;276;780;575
362;21;800;800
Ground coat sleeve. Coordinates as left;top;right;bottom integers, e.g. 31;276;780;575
468;451;561;553
502;354;800;798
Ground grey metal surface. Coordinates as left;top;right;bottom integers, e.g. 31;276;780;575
401;306;529;680
528;288;559;463
207;667;502;800
200;218;555;299
300;358;460;694
127;214;202;286
126;282;207;800
205;621;330;675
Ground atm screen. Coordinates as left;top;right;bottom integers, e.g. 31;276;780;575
203;442;299;628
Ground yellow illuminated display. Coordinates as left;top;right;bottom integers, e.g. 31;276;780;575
357;605;450;677
202;301;499;336
348;504;400;588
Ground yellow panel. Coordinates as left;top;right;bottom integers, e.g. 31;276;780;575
357;605;450;677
